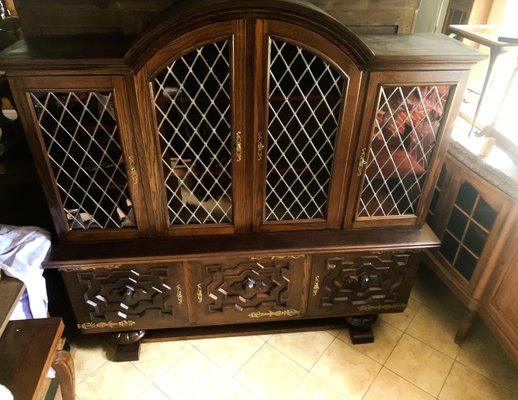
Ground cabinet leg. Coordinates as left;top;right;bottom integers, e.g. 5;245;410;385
454;310;477;344
345;315;378;344
110;330;146;362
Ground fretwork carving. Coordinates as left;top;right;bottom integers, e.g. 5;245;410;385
204;260;292;314
318;253;411;309
76;266;174;322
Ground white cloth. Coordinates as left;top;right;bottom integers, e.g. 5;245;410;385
0;225;51;319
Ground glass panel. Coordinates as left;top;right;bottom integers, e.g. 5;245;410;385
152;40;232;225
463;222;488;257
446;206;468;239
265;39;346;221
30;91;134;230
473;197;497;231
455;181;478;213
358;85;451;217
440;231;459;264
455;246;478;280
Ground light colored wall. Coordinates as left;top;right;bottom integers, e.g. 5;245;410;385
414;0;449;32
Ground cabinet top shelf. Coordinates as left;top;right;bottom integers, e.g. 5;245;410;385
0;0;484;74
0;32;484;73
44;224;440;267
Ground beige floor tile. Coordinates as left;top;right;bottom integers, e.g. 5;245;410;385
337;320;403;364
385;334;453;396
311;338;381;400
76;360;152;400
257;334;272;342
132;340;193;382
191;335;264;375
406;304;461;359
235;343;307;399
363;368;435;400
155;348;230;399
214;378;260;400
70;337;110;383
268;330;334;369
289;373;347;400
379;296;421;331
134;384;169;400
457;321;518;392
439;362;512;400
412;267;465;316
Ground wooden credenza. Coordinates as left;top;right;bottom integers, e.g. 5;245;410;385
0;0;483;359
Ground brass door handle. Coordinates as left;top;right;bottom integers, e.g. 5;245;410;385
357;148;368;176
128;156;139;185
235;131;242;162
257;131;264;161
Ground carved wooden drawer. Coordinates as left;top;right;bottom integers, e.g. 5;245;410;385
60;263;188;333
188;256;307;325
307;251;419;317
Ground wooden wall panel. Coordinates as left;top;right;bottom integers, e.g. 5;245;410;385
14;0;421;37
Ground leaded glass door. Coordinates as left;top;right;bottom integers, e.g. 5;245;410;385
16;76;147;241
141;21;247;235
348;71;464;228
252;21;362;232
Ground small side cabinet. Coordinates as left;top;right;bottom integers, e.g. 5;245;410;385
424;150;518;365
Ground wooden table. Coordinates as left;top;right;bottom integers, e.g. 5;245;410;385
447;24;518;134
0;275;25;336
0;317;75;400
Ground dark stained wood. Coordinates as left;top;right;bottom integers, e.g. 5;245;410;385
0;318;74;400
14;0;421;37
144;315;351;341
45;225;440;267
345;70;471;229
0;0;485;347
0;35;134;74
125;0;375;70
0;275;24;336
358;33;486;70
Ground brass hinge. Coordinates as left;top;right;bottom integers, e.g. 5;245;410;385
235;131;242;162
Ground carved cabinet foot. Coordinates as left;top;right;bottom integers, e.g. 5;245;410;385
110;330;147;362
345;315;378;344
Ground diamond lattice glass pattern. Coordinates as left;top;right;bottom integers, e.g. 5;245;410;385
153;40;233;225
30;91;135;230
358;85;451;217
265;39;347;221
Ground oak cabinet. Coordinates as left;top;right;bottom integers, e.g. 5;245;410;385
0;0;483;347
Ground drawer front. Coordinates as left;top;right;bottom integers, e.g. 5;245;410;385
189;256;307;325
61;263;188;333
308;251;418;316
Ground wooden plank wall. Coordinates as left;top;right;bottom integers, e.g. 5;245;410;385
13;0;421;37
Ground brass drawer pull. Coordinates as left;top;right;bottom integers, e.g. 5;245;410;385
357;147;368;176
235;131;242;162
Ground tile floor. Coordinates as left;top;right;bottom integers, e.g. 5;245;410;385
58;266;518;400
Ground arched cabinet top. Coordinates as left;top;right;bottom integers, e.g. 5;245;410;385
125;0;375;71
